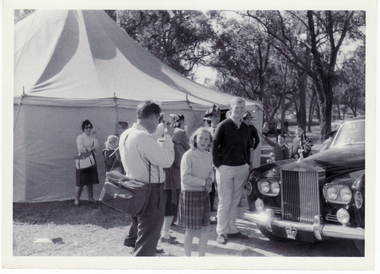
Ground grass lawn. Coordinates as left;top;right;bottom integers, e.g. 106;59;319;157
13;200;133;256
12;198;252;257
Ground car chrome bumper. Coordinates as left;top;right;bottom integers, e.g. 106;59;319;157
245;209;364;241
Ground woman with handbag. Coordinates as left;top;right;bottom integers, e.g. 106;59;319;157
75;120;100;206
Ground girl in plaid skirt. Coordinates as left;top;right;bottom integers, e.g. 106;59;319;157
177;127;214;256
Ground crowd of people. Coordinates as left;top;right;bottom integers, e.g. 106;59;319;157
75;96;319;257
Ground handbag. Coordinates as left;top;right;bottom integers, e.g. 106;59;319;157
99;163;152;216
74;151;95;170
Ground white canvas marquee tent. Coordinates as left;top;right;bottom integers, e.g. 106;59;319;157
14;10;263;202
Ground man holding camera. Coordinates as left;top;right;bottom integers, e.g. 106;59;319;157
120;100;174;256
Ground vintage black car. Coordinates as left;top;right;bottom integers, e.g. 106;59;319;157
245;116;365;255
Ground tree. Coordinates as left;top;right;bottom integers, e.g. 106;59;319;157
265;51;299;126
208;15;272;101
246;10;365;140
336;45;365;117
210;13;304;129
106;10;215;77
14;9;35;24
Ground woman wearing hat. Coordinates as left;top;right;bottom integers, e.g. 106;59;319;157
204;104;221;135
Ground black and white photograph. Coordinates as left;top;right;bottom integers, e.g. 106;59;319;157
2;0;378;272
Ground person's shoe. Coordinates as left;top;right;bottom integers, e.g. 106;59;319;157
123;239;136;247
210;216;217;224
227;232;249;239
216;234;227;245
155;248;164;254
160;235;179;245
74;200;79;206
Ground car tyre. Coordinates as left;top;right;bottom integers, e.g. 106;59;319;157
354;240;364;256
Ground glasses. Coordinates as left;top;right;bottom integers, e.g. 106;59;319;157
85;126;93;129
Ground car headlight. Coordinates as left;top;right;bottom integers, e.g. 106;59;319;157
336;208;350;225
340;187;353;203
323;184;353;204
326;187;338;200
255;198;264;212
260;181;270;193
258;180;280;196
271;182;280;194
354;191;363;208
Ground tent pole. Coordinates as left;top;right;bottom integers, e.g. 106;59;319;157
186;93;200;122
14;87;26;132
114;92;119;123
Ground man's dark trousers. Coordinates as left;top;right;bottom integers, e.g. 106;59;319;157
125;184;166;256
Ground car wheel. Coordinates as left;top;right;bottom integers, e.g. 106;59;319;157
354;240;364;256
257;225;287;242
245;181;253;196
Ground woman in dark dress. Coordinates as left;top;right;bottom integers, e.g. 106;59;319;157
75;120;100;206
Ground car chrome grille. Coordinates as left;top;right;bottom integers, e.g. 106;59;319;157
281;170;320;224
325;213;339;222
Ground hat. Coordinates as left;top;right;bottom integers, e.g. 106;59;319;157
327;130;337;137
243;111;252;119
204;104;220;117
326;124;340;137
169;114;184;123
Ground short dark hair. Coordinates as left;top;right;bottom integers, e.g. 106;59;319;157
136;100;161;120
117;121;129;130
81;120;92;131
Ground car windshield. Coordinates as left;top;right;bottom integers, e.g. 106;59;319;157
332;120;365;147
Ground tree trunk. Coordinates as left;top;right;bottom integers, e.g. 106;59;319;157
307;91;316;132
318;85;333;142
298;71;307;128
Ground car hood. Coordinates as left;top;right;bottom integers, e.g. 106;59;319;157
288;144;365;177
250;144;364;181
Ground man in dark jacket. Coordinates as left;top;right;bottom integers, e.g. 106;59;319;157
212;97;251;245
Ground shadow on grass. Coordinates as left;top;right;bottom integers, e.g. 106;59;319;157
13;200;131;229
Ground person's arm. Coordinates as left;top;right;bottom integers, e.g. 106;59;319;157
139;133;174;168
246;130;251;166
289;139;297;159
320;139;330;152
172;143;183;169
264;136;276;148
303;135;314;154
181;152;207;187
91;137;99;150
212;124;224;168
76;135;88;154
284;144;290;159
251;126;260;150
104;150;121;168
